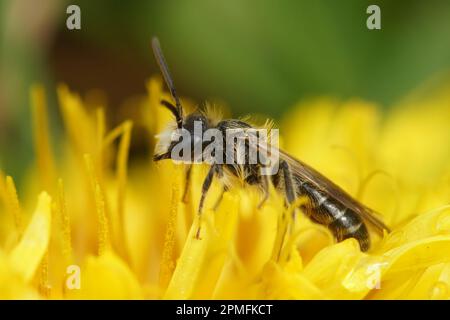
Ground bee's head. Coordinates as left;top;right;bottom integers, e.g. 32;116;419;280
183;112;209;135
153;105;209;162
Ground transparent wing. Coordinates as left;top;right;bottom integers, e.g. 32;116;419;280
225;123;390;235
279;150;390;235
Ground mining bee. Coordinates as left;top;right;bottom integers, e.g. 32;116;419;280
151;37;390;252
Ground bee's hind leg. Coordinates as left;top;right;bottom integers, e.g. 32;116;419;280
273;160;299;261
256;151;274;209
196;164;220;239
279;159;302;236
280;160;297;209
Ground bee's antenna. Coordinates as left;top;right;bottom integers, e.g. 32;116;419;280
151;37;184;128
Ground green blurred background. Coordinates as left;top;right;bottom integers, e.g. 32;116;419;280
1;0;450;183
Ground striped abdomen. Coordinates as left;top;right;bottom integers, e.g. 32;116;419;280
298;181;370;251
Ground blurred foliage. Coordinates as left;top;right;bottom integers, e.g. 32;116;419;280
72;0;450;114
1;0;450;181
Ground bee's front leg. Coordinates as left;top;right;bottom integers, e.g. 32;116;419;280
182;164;192;203
196;164;220;239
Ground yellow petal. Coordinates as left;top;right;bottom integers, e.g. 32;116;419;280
375;206;450;253
261;260;326;299
165;191;240;299
382;236;450;277
0;251;40;299
379;99;450;187
70;250;143;299
163;218;209;299
8;192;52;283
234;188;278;274
344;236;450;299
403;263;450;299
302;239;379;299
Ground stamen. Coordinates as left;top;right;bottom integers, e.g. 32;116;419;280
159;168;181;292
38;251;51;298
95;183;110;256
57;179;72;262
102;121;133;260
117;121;133;260
84;154;111;256
96;108;106;181
57;84;96;155
272;196;308;263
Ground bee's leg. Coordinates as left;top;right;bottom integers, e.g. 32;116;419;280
182;164;192;203
257;174;270;209
277;161;310;218
280;160;297;207
196;164;218;239
256;149;273;209
281;159;302;236
213;185;229;211
268;160;297;261
212;165;227;210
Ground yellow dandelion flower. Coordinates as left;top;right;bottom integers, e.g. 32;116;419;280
0;74;449;300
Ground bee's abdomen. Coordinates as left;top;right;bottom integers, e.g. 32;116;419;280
300;182;370;251
327;208;370;251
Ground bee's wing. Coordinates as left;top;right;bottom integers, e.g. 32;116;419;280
279;150;390;235
235;129;390;235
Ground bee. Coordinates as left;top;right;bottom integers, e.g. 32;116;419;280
151;37;390;252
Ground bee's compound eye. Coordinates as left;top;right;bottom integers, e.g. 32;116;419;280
191;116;205;126
183;113;208;133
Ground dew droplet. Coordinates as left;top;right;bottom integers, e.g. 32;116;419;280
435;212;450;233
429;281;448;299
